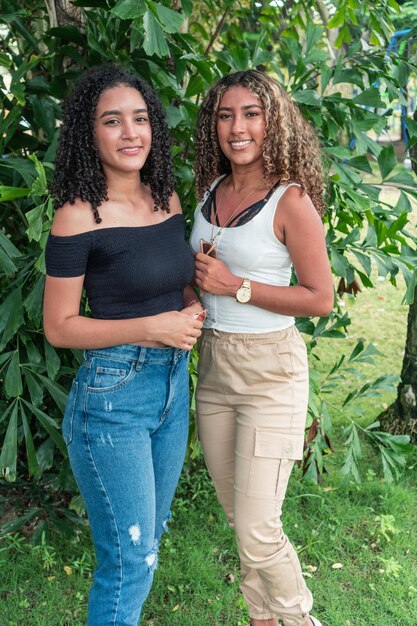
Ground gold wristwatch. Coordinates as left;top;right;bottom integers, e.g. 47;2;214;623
235;278;251;303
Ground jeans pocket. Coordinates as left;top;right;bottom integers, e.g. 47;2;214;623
62;380;78;445
246;430;303;499
88;359;135;393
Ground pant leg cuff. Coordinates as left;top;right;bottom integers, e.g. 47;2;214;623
283;614;310;626
249;611;276;620
248;613;310;626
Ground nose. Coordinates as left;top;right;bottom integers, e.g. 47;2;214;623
231;113;246;134
121;119;138;140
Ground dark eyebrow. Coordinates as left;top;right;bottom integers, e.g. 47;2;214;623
218;104;263;112
99;108;148;119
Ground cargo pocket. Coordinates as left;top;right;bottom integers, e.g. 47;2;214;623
246;430;304;499
62;381;78;446
272;342;294;378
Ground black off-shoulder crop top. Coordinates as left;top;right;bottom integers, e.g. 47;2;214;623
45;214;195;320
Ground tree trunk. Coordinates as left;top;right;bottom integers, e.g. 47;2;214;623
45;0;83;29
379;111;417;441
379;289;417;441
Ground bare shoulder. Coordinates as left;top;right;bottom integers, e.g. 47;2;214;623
51;199;97;236
274;185;323;243
278;185;322;226
168;191;183;215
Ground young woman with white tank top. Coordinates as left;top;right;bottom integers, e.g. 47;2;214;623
190;70;333;626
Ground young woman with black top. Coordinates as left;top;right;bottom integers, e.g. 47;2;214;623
43;65;204;626
190;70;333;626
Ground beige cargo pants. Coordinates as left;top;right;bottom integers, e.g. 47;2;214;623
196;326;313;626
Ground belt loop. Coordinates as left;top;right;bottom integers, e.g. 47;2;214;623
135;346;147;371
83;350;92;367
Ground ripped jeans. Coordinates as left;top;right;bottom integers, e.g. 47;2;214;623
63;344;190;626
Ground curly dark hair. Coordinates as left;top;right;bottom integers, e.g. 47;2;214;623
195;69;324;214
51;64;175;223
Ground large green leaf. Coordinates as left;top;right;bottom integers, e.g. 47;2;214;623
36;438;55;472
332;67;364;89
29;154;48;196
21;399;67;456
33;373;68;412
0;105;24;151
0;351;14;370
0;288;24;351
0;185;30;201
111;0;146;19
0;401;18;481
47;25;87;45
346;156;373;174
292;89;321;106
44;339;61;381
377;145;397;180
353;88;385;108
20;402;41;479
25;202;45;242
143;8;169;57
329;246;351;279
24;369;45;407
29;96;56;142
0;231;21;276
0;51;12;69
23;274;45;322
386;170;415;186
154;3;184;33
0;156;37;186
4;351;23;397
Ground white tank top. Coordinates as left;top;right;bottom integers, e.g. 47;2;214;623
190;179;299;333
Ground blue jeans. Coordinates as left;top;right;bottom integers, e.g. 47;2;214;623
63;344;190;626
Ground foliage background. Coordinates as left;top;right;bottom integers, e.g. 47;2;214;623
0;0;417;537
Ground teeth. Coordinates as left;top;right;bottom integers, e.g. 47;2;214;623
121;147;140;152
230;140;251;147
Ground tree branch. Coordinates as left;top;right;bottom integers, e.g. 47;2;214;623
204;5;232;56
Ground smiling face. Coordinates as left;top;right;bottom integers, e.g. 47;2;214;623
216;86;266;172
94;84;152;178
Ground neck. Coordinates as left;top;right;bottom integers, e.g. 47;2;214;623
228;163;265;193
105;169;143;201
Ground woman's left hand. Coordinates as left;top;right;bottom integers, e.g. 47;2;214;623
195;252;240;296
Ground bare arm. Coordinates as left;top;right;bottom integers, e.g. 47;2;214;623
43;275;202;349
194;187;334;318
182;283;203;312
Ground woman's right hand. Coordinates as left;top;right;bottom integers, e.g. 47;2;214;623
150;311;203;350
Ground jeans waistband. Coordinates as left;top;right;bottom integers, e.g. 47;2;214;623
84;344;188;365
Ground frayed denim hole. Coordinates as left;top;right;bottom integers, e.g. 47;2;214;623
145;539;159;572
162;512;172;534
128;524;141;546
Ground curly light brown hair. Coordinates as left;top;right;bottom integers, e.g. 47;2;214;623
195;69;324;214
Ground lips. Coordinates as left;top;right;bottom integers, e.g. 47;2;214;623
229;139;252;150
118;146;143;154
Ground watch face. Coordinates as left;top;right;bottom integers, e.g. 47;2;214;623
237;286;251;303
